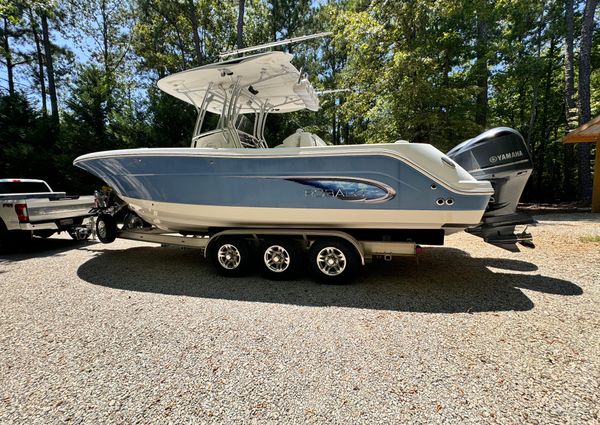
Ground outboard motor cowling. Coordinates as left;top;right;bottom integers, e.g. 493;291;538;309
447;127;535;251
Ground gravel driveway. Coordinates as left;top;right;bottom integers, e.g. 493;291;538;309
1;214;599;423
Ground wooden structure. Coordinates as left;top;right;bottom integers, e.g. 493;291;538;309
564;115;600;212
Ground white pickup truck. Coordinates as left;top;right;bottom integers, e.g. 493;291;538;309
0;179;95;250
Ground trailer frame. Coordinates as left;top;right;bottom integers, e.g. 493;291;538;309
116;227;419;265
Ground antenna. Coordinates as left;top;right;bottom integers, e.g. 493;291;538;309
219;32;332;59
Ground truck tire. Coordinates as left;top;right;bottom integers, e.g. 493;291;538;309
34;230;56;239
1;230;32;253
95;214;118;243
0;220;8;253
308;239;360;285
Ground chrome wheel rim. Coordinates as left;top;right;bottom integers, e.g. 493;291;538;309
264;245;291;273
97;220;107;239
316;247;346;276
217;244;242;270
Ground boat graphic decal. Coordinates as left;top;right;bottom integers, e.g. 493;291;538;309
285;177;396;203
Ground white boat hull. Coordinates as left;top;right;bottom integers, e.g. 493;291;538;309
124;197;483;234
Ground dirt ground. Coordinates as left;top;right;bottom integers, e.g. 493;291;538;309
1;214;599;423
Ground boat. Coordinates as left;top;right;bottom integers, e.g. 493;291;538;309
74;46;534;281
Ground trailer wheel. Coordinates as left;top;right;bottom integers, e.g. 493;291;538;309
95;214;117;243
209;237;252;277
309;239;360;284
259;239;300;280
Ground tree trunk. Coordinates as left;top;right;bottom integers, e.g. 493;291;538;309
577;0;598;202
332;105;337;145
237;0;246;49
2;17;15;96
564;0;576;126
41;12;59;123
474;18;489;127
535;37;557;197
343;121;349;145
187;0;203;65
28;8;47;116
563;0;576;199
101;0;110;75
526;9;545;149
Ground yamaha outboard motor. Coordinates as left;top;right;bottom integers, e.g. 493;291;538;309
447;127;535;251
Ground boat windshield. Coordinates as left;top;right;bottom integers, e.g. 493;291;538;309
191;89;269;149
234;116;262;148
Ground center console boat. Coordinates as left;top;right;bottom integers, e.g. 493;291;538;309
74;47;534;282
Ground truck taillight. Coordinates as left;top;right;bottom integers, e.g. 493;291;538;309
15;204;29;222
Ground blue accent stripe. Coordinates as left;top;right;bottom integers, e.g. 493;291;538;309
76;154;490;211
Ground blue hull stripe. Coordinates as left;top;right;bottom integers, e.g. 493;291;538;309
76;154;490;211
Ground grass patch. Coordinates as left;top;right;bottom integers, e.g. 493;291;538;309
579;235;600;243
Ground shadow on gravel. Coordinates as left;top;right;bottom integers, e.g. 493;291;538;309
0;237;97;263
76;245;582;313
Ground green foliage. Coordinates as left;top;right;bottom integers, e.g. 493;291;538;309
144;86;196;147
336;0;488;148
0;94;62;183
0;0;597;202
57;66;119;190
579;235;600;243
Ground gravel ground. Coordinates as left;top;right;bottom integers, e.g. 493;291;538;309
1;213;599;424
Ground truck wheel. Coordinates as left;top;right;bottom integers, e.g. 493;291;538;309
1;230;32;252
209;237;252;277
308;239;360;285
95;214;117;243
259;239;300;280
0;221;8;253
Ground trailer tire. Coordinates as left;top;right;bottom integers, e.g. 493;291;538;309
308;239;360;285
209;237;252;277
258;239;300;280
96;214;117;243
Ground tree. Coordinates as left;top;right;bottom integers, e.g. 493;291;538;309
563;0;576;198
1;16;15;95
270;0;312;41
237;0;245;48
577;0;598;202
187;0;203;65
27;7;47;115
0;0;596;203
564;0;576;126
40;10;59;122
0;93;61;183
471;1;497;127
59;65;118;191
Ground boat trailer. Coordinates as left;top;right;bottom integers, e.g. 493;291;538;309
89;189;421;283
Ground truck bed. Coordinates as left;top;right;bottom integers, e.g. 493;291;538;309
0;192;68;201
24;196;95;223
